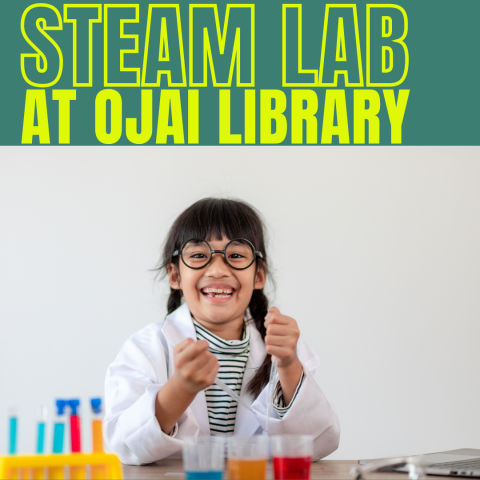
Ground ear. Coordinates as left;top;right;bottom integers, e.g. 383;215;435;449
168;263;181;290
254;265;266;290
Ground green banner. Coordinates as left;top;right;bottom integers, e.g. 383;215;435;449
0;1;479;145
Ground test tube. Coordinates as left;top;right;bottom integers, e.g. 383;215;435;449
90;398;106;480
8;407;17;455
7;408;19;480
36;406;48;454
31;406;49;480
69;399;86;480
53;400;67;454
90;398;103;453
48;400;67;480
69;399;82;453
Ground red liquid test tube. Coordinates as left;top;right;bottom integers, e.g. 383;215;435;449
69;399;82;452
69;399;86;479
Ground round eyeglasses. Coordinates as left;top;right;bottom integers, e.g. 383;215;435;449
172;238;264;270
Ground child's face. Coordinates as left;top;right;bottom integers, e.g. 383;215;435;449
168;237;266;326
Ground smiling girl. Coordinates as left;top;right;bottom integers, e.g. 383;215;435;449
104;198;340;465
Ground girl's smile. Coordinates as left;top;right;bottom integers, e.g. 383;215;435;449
200;282;236;302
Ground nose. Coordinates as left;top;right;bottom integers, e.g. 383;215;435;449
205;252;231;277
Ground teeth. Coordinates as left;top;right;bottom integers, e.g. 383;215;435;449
202;288;233;293
202;287;234;298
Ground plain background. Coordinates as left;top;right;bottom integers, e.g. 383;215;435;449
1;146;479;460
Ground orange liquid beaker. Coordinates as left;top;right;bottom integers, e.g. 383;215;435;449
228;458;267;480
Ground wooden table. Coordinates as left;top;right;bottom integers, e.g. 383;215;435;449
123;459;445;479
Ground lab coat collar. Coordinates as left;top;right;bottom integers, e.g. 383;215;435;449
161;302;266;437
162;302;197;346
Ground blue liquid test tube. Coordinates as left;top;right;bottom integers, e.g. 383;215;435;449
36;406;48;454
52;400;67;453
8;407;17;455
48;400;67;480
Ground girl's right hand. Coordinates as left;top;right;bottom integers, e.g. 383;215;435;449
172;338;219;394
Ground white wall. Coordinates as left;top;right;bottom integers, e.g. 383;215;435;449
1;146;479;460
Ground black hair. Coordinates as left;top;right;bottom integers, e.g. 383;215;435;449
157;197;274;399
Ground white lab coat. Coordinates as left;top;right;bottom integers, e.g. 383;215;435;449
104;303;340;465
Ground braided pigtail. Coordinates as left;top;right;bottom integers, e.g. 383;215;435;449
246;288;272;399
167;288;183;315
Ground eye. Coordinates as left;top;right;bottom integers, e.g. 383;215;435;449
228;252;245;259
190;252;207;258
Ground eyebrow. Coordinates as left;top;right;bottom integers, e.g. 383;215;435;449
184;241;206;247
228;241;247;247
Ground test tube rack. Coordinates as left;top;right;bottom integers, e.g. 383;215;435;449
0;453;123;480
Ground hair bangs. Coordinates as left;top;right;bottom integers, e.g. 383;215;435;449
173;198;264;251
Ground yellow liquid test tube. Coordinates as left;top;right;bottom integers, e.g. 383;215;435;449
90;398;106;480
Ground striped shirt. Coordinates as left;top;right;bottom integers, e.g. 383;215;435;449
194;320;250;436
193;318;305;433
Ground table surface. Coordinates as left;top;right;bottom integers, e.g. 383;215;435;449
123;459;446;479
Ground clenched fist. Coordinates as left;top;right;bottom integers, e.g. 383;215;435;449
264;306;301;369
172;338;220;394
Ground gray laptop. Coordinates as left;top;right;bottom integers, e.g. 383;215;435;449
360;448;480;477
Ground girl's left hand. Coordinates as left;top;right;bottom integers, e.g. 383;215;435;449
264;306;301;369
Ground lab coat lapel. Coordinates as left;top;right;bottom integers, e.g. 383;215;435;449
162;302;196;344
161;303;211;436
234;322;266;435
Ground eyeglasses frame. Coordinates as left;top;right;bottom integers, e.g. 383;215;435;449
172;238;264;270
